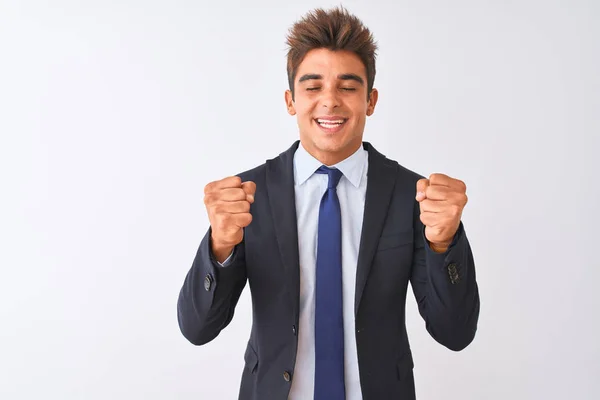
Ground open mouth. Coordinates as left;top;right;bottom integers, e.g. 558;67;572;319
315;118;348;133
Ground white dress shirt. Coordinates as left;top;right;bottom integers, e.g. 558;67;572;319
287;142;367;400
219;142;368;399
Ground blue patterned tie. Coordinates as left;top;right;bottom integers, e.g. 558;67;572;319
314;165;345;400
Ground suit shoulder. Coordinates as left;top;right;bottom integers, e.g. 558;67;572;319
233;150;283;182
381;154;426;183
396;162;426;182
235;162;267;183
233;142;297;183
365;141;425;183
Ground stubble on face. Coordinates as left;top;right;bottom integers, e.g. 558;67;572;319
285;48;378;166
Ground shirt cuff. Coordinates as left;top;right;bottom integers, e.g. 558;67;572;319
216;248;235;267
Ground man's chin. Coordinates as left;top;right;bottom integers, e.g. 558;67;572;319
313;136;346;152
300;129;361;159
313;135;362;156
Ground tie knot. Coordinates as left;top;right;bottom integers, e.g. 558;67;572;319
316;165;343;189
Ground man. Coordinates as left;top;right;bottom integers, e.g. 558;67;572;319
177;6;480;400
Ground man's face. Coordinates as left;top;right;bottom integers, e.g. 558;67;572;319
285;48;378;165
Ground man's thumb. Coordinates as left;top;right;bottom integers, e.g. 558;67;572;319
241;181;257;202
416;178;429;202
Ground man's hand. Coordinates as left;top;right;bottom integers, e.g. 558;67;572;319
415;173;468;253
203;176;256;263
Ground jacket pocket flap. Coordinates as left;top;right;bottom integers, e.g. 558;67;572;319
378;230;414;252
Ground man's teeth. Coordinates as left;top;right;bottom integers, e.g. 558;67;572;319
317;119;345;126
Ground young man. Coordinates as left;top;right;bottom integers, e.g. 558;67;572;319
177;6;480;400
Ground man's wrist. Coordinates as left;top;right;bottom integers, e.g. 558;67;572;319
428;240;452;253
212;244;235;264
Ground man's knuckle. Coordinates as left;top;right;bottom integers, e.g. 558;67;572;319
230;176;242;187
451;204;462;217
213;203;225;214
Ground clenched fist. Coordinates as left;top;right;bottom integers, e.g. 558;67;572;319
415;173;468;253
203;176;256;263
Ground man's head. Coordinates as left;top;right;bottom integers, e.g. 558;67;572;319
284;6;379;165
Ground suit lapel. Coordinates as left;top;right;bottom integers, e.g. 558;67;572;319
354;142;397;315
266;141;301;322
264;140;397;320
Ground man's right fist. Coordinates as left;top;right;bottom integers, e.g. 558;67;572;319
203;176;256;263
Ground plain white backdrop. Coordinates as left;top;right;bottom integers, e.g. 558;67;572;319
1;0;598;398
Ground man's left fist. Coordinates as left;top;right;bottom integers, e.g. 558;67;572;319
416;173;468;252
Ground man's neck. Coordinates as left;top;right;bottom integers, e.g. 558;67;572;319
300;140;363;166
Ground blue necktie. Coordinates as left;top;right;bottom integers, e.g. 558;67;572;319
314;165;345;400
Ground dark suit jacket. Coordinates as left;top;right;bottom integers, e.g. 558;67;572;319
177;140;480;399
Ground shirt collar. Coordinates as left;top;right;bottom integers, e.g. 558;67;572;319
293;141;367;188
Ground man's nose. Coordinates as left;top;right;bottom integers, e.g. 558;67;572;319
320;87;341;109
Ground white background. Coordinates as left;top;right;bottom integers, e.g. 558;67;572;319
1;0;598;398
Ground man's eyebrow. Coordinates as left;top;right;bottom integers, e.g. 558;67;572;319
338;74;364;85
298;74;322;83
297;73;365;85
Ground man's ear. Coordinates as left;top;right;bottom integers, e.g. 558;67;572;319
285;90;296;115
366;88;378;116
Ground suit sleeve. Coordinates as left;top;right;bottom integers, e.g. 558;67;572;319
409;200;480;351
177;226;247;345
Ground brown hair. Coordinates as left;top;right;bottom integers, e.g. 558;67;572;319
285;6;378;100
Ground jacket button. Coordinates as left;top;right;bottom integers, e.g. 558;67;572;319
283;371;291;382
447;263;459;284
204;274;213;291
292;325;297;336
